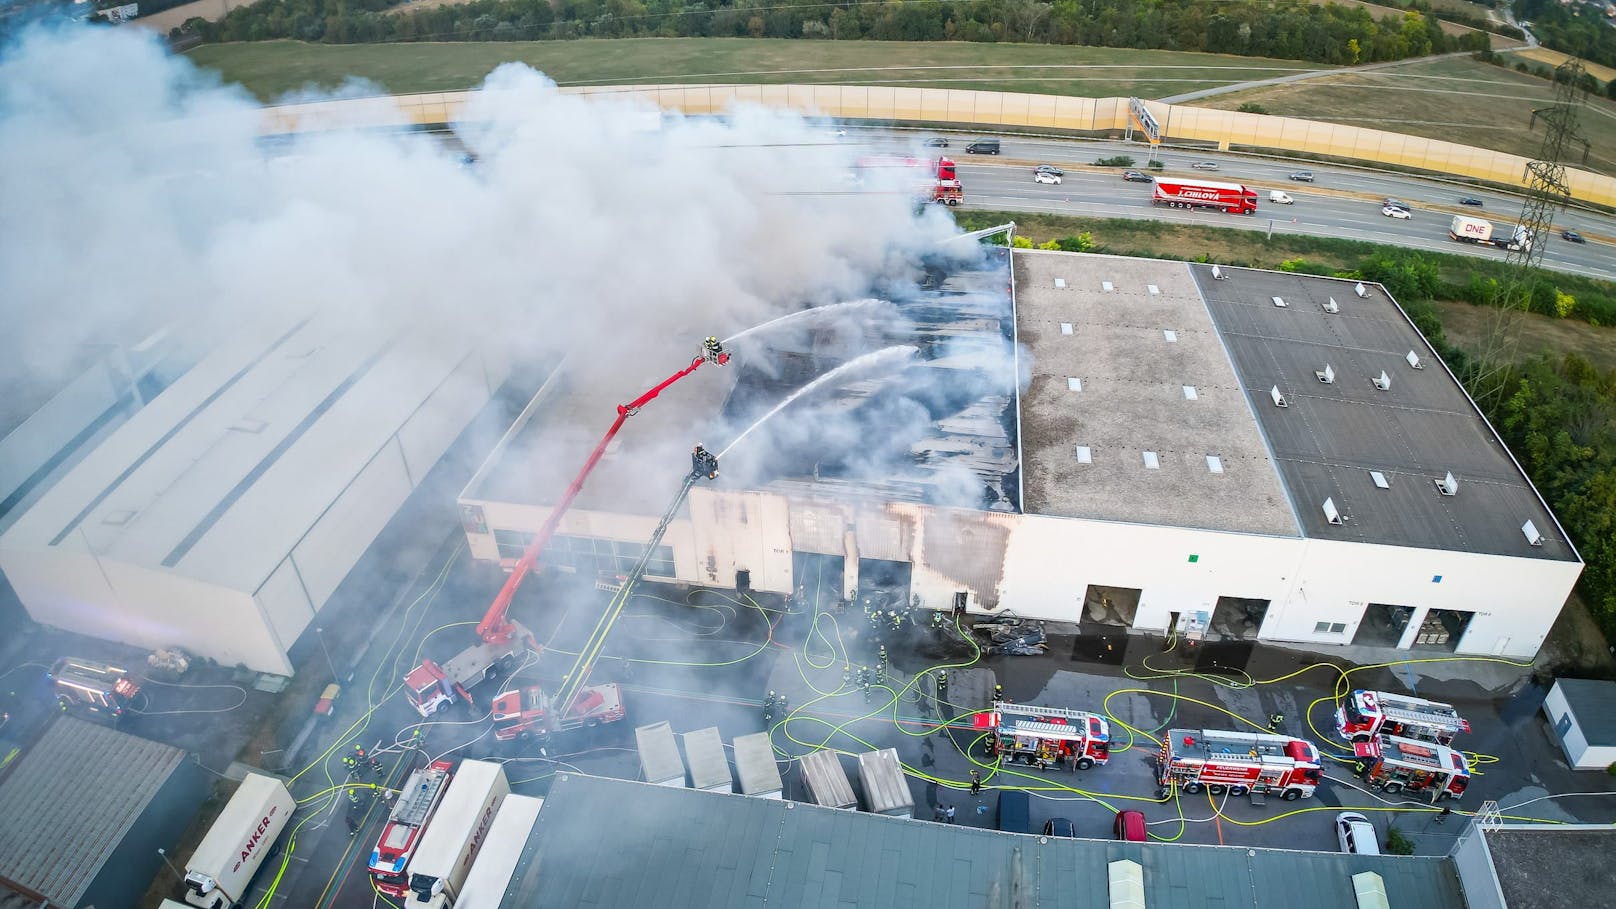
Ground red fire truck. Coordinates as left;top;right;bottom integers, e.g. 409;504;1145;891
1354;734;1470;800
1151;178;1258;214
369;760;454;898
1335;689;1471;746
975;701;1111;770
490;683;625;742
1158;729;1322;800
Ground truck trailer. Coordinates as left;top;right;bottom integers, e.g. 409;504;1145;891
405;760;510;908
1152;179;1258;214
182;773;295;908
1449;215;1531;251
453;796;544;909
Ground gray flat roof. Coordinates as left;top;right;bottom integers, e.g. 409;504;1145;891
1484;826;1616;909
0;718;185;907
0;310;489;589
1015;251;1298;535
499;772;1468;909
1190;265;1574;561
1553;678;1616;745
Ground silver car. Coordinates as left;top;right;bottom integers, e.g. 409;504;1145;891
1335;812;1381;855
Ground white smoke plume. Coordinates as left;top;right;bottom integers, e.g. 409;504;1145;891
0;25;963;403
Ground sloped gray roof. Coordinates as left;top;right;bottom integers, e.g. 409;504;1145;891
0;717;185;906
1554;677;1616;745
500;772;1468;909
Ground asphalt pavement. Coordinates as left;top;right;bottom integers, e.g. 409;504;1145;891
846;128;1616;280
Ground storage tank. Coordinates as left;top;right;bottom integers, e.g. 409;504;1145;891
857;748;914;818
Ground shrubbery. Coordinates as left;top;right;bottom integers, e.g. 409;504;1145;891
1095;156;1136;167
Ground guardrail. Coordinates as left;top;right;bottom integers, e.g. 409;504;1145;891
260;84;1616;207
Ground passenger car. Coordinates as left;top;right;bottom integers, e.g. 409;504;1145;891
1382;205;1412;219
1035;171;1062;185
1122;170;1154;183
1335;812;1381;855
1289;171;1315;182
1191;161;1219;170
1035;164;1064;176
1562;229;1586;243
1460;197;1484;207
1114;810;1147;842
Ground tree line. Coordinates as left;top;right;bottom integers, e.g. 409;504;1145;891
1516;0;1616;71
186;0;1486;64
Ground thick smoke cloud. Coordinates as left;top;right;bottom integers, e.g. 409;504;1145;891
0;26;962;402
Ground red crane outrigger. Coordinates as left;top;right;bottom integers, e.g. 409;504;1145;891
403;338;730;717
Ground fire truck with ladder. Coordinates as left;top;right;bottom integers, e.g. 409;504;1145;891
490;682;625;741
1157;728;1322;800
975;701;1111;770
370;760;454;898
1354;734;1470;801
403;339;730;718
1335;689;1470;746
932;157;963;206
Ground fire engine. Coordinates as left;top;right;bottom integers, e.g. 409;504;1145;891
1354;734;1470;800
1158;729;1322;800
490;682;625;742
49;657;140;721
370;760;454;898
1335;689;1470;745
976;701;1111;770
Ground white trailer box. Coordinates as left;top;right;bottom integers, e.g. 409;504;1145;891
734;732;783;799
636;722;688;787
800;749;857;810
453;795;544;909
858;748;914;818
183;773;295;908
405;760;509;908
682;726;733;793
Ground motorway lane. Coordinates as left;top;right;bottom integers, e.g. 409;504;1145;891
845;127;1616;279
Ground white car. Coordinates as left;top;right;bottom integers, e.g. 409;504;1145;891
1335;812;1381;855
1382;205;1411;219
1035;171;1062;185
1191;161;1219;170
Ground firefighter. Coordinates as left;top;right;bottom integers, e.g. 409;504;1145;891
341;753;359;775
970;769;982;797
936;670;948;700
691;445;719;480
994;683;1004;703
1267;712;1285;733
702;337;725;363
763;691;776;723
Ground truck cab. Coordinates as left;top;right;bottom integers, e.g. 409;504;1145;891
49;657;139;721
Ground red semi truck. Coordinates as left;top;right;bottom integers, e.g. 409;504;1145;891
1152;178;1258;214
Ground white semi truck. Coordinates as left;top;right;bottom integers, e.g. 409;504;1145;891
453;795;545;909
182;773;295;908
404;759;510;908
1449;215;1531;251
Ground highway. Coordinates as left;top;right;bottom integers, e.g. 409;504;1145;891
847;129;1616;280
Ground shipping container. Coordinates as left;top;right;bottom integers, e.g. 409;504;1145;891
636;722;687;787
799;749;857;810
681;727;733;793
733;732;783;799
857;748;914;818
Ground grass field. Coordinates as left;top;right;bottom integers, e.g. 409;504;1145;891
1197;54;1616;176
186;38;1321;103
1513;45;1616;85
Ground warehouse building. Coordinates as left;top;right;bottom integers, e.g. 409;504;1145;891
0;718;205;909
494;771;1466;908
0;310;507;675
458;248;1580;660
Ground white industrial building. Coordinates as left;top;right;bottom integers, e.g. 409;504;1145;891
0;310;507;675
458;248;1580;660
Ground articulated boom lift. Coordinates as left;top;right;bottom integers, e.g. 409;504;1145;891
404;338;730;718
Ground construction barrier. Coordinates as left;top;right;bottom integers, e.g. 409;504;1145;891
260;84;1616;207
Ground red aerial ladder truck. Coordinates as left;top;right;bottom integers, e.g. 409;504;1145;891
1157;728;1322;801
404;339;731;718
1335;689;1470;746
973;701;1111;770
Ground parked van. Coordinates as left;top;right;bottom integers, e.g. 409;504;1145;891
1268;190;1294;204
997;790;1029;833
965;139;1001;155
